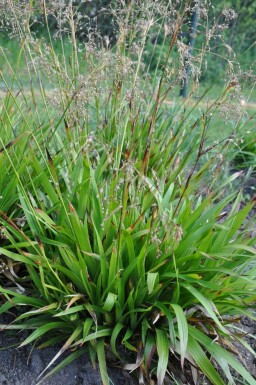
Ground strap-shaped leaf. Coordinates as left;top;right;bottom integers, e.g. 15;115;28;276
187;334;225;385
37;324;83;380
96;338;110;385
156;328;169;385
189;326;256;385
103;292;117;312
170;303;188;368
19;322;67;347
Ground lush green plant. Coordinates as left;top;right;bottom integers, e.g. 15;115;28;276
232;130;256;170
1;110;256;385
0;1;255;385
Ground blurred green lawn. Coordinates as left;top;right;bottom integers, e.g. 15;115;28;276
1;37;255;143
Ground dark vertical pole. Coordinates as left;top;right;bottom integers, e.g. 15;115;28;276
180;0;201;98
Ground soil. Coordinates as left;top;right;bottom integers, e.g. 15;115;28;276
1;313;255;385
0;315;137;385
237;316;256;377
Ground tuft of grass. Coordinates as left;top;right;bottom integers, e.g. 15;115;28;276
0;1;255;385
232;130;256;170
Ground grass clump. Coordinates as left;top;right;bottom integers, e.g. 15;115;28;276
232;130;256;170
0;1;255;385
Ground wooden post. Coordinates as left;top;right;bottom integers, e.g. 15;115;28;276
180;0;201;98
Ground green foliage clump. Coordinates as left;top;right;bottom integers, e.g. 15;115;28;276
0;1;255;385
233;131;256;170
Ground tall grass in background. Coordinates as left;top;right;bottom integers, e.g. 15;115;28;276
0;1;255;384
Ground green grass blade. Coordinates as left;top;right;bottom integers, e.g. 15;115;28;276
187;335;225;385
19;322;67;347
188;326;256;385
37;324;83;379
182;284;227;333
170;303;188;368
96;338;110;385
156;328;169;385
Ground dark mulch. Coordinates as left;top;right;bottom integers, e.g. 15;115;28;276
1;313;255;385
0;314;137;385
